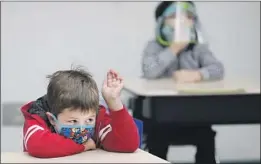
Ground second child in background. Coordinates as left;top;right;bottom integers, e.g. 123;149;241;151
142;1;224;82
141;1;225;164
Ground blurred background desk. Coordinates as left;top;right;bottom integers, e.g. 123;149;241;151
123;77;260;163
124;77;260;124
1;149;170;163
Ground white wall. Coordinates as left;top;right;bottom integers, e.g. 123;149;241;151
1;2;260;162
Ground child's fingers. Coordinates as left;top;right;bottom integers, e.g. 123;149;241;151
102;79;108;88
107;80;112;87
114;79;120;86
109;69;116;75
108;70;123;88
118;78;124;88
107;71;113;79
112;78;117;84
118;76;123;83
119;82;124;88
109;69;119;78
115;77;123;87
106;71;113;87
120;78;123;84
107;74;113;87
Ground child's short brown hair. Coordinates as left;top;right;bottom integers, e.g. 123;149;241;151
46;67;99;115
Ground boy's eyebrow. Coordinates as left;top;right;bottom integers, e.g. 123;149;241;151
68;117;78;119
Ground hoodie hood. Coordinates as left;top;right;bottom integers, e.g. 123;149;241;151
27;95;50;120
21;95;55;132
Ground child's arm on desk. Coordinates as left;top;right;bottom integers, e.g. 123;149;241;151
195;44;225;81
96;106;139;153
98;69;139;152
23;120;85;158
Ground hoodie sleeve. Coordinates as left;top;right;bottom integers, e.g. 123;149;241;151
23;119;85;158
195;44;225;81
96;106;139;153
142;40;178;79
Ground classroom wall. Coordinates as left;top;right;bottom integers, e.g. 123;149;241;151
1;2;260;162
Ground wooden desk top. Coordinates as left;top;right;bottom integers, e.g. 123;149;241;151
123;77;260;96
1;149;169;163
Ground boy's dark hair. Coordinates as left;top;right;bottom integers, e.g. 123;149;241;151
46;67;99;115
155;1;195;20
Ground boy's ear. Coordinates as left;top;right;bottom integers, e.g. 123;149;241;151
46;112;56;126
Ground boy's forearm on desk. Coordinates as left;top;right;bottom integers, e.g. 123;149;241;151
103;108;139;152
199;63;225;81
25;130;84;158
196;44;225;81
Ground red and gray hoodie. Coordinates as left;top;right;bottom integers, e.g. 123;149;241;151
21;96;139;158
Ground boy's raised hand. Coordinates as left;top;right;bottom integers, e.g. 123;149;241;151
101;69;124;111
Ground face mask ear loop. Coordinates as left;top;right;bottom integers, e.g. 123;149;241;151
46;112;60;133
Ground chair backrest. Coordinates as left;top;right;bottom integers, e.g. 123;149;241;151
133;118;143;148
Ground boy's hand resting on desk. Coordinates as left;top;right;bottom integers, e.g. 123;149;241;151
101;69;124;111
83;138;96;151
173;70;202;83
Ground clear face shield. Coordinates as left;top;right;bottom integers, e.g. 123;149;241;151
156;1;206;46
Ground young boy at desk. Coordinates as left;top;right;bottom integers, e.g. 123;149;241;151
140;1;225;164
21;68;139;158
